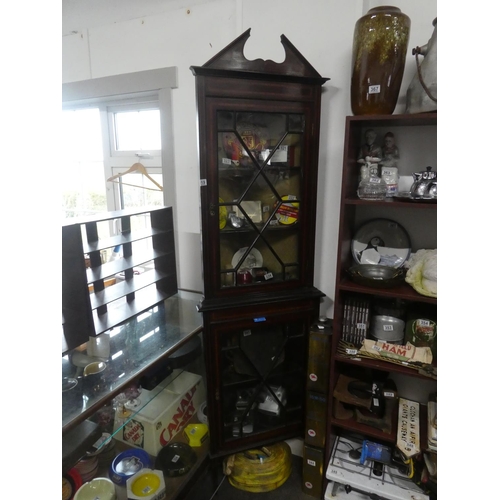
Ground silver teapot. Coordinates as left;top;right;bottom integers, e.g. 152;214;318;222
410;166;437;198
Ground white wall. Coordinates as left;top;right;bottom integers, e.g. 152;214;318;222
62;0;437;317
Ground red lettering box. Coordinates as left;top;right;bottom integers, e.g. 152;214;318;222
113;371;206;456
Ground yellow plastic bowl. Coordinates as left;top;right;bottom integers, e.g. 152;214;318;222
131;471;161;497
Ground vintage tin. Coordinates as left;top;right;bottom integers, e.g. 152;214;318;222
306;317;332;394
302;445;325;498
305;391;327;448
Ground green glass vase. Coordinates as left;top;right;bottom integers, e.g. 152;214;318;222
351;6;411;115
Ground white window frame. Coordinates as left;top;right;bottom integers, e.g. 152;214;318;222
106;98;162;159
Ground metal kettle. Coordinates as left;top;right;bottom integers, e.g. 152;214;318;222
410;166;437;198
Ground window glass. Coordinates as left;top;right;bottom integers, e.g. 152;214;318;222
118;173;164;209
114;109;161;151
61;108;106;219
62;99;163;220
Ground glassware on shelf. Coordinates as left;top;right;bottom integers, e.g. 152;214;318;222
357;164;387;200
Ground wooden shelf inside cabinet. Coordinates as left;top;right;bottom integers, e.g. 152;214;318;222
338;276;437;305
344;197;437;210
333;353;436;381
345;112;437;127
331;403;429;453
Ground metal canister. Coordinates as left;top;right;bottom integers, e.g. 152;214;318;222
236;269;253;285
306;317;332;395
405;317;437;347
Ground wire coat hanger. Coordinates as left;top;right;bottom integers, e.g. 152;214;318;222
107;162;163;191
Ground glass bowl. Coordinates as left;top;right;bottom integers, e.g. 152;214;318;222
346;264;405;288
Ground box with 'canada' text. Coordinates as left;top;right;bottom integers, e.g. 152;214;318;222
113;371;205;456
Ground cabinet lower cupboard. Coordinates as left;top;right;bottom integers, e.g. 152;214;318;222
201;295;321;457
322;113;438;499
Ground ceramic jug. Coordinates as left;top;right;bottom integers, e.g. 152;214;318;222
405;18;437;114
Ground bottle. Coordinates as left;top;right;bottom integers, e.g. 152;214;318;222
109;245;122;262
357;164;387;200
381;166;399;197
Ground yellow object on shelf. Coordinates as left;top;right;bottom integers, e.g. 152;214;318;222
275;195;299;225
219;197;227;229
223;442;292;493
183;423;209;447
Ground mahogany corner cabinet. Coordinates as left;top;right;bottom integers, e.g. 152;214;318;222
191;29;328;457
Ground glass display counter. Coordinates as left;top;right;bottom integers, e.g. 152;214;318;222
62;290;204;475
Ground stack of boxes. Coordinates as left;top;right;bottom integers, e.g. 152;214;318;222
301;317;332;498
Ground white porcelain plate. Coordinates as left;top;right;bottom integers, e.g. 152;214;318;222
351;219;411;269
231;247;263;269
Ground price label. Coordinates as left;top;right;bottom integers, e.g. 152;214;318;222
222;158;231;165
369;178;381;184
346;348;358;355
417;319;431;327
357;323;366;330
368;84;381;94
383;325;394;331
243;330;252;336
264;272;274;280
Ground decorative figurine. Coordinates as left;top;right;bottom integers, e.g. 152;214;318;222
380;131;400;197
357;129;382;181
380;132;400;168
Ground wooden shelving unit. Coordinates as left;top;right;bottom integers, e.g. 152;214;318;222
62;206;178;353
322;112;438;496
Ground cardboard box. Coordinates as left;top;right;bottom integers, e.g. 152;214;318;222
113;371;205;456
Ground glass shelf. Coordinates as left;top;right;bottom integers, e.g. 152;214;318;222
62;290;203;435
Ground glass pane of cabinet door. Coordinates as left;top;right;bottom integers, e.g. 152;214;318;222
214;316;307;450
216;108;306;291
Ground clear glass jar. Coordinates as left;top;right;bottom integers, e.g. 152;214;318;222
357;164;387;200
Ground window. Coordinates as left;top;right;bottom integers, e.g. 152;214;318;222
106;100;164;211
61;107;107;219
61;66;178;221
111;106;161;153
62;98;164;219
